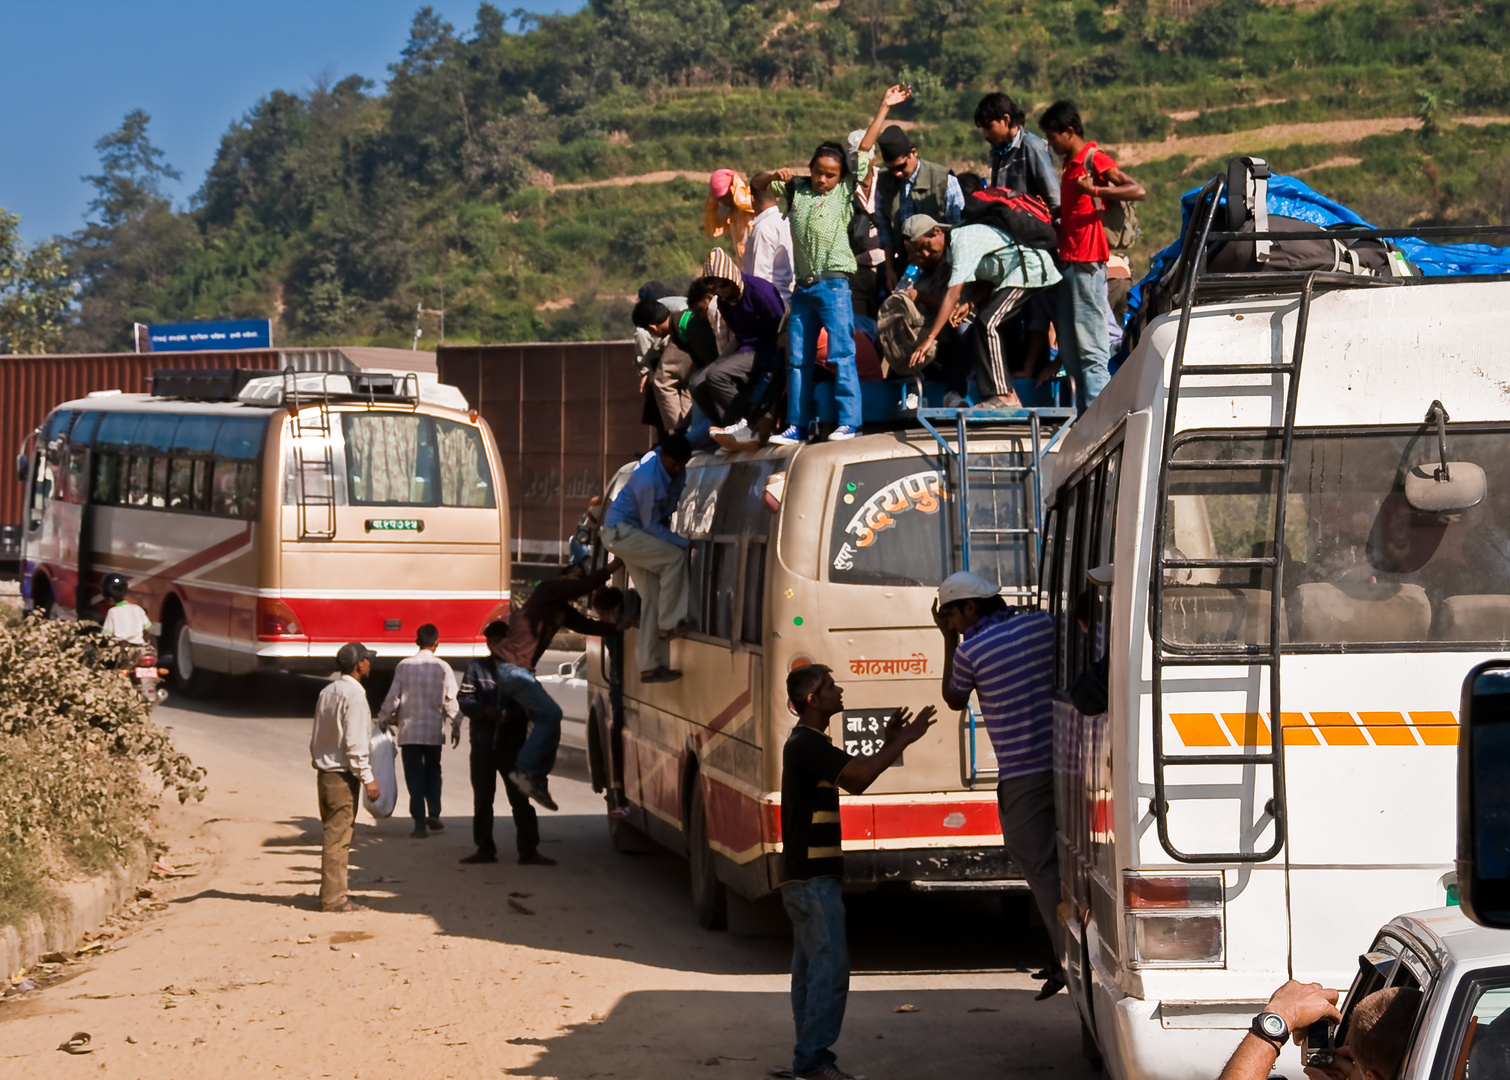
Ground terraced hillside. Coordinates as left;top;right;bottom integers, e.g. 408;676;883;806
57;0;1510;351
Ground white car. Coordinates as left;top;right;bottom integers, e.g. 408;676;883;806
538;652;587;752
1321;907;1510;1080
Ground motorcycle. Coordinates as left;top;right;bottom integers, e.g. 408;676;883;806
130;649;170;707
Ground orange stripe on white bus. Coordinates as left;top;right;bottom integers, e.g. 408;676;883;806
1167;711;1459;748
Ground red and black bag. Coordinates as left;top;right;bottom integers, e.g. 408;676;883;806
961;186;1058;250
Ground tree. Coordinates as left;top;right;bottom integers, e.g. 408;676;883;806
0;209;75;354
65;110;195;352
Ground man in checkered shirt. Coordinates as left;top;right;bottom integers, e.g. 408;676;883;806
378;623;461;838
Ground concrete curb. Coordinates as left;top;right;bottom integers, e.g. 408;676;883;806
2;848;151;978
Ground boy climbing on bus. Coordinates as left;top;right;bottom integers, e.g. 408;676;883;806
780;663;935;1079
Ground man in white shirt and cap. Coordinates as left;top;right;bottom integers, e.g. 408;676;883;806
310;642;380;913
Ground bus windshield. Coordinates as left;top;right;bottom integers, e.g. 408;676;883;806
342;413;495;508
827;450;1034;591
1165;426;1510;648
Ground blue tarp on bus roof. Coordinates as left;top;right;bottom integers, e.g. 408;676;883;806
1124;172;1510;330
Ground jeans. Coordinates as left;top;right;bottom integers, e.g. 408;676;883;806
400;743;443;826
1055;261;1112;413
998;770;1063;972
788;277;860;430
782;876;850;1074
469;713;539;858
495;662;563;779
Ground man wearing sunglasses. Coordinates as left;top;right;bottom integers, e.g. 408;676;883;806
874;124;964;290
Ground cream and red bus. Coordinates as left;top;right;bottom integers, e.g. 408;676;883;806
582;414;1068;928
18;369;508;691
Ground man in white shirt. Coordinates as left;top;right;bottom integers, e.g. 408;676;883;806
310;642;379;913
99;573;153;646
378;623;460;839
743;185;795;305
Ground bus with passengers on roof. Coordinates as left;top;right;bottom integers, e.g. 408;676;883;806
1041;167;1510;1080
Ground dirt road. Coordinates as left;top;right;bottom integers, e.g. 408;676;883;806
0;672;1098;1080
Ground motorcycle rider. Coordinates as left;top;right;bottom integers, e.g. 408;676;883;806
99;573;154;646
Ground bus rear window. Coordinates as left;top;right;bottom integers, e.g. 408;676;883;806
343;414;494;508
1165;427;1510;648
826;452;1036;590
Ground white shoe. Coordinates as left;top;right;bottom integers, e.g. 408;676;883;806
828;425;859;441
712;420;754;450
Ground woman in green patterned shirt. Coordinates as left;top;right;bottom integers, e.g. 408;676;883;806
753;84;912;444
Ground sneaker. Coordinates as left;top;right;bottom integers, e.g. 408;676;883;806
942;391;969;409
769;425;803;445
508;771;559;812
828;425;859;441
426;817;445;831
712;420;751;450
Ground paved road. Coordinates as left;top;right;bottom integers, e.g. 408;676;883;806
0;672;1101;1080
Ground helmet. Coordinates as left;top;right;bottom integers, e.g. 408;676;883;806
102;573;129;602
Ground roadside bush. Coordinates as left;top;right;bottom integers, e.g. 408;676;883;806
0;615;205;922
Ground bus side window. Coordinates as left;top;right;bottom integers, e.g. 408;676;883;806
709;541;739;640
1092;448;1122;660
742;541;766;645
1040;508;1059;614
1055;485;1081;692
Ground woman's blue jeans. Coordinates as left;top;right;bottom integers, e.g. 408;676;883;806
787;277;861;430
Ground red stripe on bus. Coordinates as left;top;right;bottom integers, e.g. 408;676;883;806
707;780;1002;849
873;800;1001;839
133;525;255;590
276;597;506;642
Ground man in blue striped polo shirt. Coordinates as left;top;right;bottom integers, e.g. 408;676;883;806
934;570;1064;998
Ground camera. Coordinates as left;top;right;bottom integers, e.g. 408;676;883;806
1304;1017;1338;1068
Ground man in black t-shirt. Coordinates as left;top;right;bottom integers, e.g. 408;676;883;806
780;665;935;1080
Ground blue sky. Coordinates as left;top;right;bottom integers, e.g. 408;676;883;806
0;0;580;246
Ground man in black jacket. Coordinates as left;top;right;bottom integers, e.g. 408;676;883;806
874;124;964;287
974;92;1060;213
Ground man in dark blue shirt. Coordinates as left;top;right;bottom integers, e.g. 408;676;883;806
780;664;935;1080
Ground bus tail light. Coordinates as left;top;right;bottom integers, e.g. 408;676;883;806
258;598;306;639
1124;872;1224;968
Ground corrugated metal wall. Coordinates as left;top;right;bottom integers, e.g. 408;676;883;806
1;350;285;526
437;341;650;566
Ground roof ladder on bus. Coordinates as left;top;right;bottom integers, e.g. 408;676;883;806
916;405;1075;786
283;369;338;541
1146;181;1321;862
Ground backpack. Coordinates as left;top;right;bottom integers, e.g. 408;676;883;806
1100;199;1140;251
1210;156;1420;278
961;186;1058;250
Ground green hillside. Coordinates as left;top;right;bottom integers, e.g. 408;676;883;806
47;0;1510;351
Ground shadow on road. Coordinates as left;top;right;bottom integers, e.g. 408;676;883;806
503;987;1098;1080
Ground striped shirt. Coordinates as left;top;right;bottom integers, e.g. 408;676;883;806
378;650;460;746
769;157;870;281
949;608;1056;779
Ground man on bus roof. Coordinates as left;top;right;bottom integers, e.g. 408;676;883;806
780;664;935;1080
932;570;1065;998
600;433;694;684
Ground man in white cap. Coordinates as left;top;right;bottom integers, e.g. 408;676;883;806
932;570;1064;997
310;642;380;913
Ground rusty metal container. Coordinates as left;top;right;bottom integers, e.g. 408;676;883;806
437;341;650;569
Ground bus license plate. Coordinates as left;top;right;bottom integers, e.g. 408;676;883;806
134;666;157;680
842;709;900;762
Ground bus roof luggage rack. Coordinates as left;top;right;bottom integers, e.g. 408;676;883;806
238;369;425;409
916;405;1074;787
150;368;267;401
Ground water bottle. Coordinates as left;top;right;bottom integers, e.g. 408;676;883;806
899;264;921;289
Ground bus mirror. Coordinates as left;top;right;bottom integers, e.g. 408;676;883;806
15;454;28;484
1404;462;1486;514
1410;400;1486;514
1457;660;1510;929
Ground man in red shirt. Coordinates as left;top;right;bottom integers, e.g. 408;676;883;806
1039;99;1144;413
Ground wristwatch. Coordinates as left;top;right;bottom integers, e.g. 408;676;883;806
1251;1011;1289;1051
